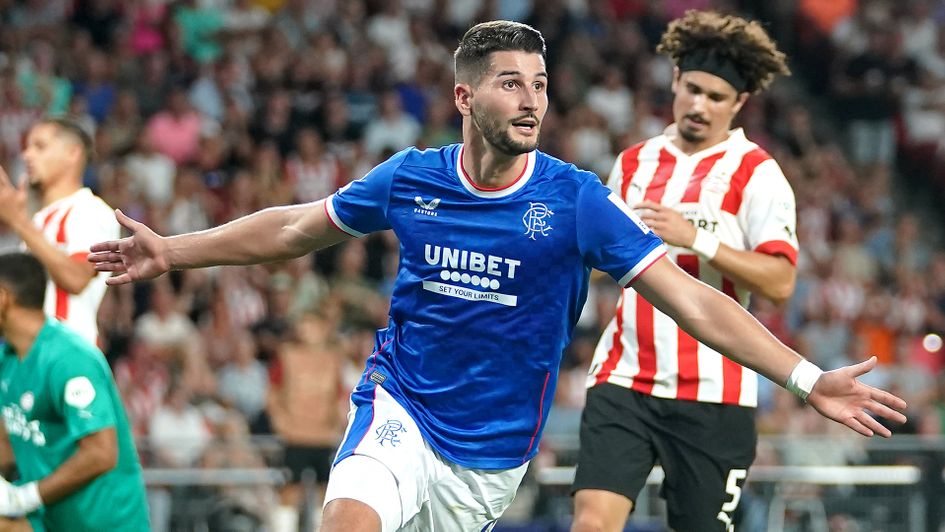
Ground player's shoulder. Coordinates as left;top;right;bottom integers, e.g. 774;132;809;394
366;144;458;183
534;150;600;186
731;130;775;165
397;143;460;170
74;188;117;218
40;321;105;367
617;138;652;160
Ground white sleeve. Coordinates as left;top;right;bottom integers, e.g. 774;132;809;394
605;151;625;196
738;159;799;263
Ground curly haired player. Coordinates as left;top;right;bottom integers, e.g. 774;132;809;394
572;11;801;532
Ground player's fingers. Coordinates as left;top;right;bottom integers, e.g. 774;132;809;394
105;273;133;286
89;241;120;253
867;400;907;425
842;416;874;437
846;355;877;378
88;250;122;264
634;200;661;211
870;387;908;411
115;209;144;233
856;411;891;438
93;261;128;273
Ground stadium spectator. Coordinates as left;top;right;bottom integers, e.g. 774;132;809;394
216;329;269;426
267;312;347;532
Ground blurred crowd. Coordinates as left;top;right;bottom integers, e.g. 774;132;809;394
0;0;944;529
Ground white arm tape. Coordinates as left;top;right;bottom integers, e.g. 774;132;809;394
690;228;720;261
786;359;824;401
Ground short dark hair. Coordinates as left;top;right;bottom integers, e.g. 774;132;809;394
36;115;95;162
657;10;790;93
0;253;47;310
454;20;546;86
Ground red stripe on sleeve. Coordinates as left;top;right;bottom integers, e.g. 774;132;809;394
721;148;770;214
720;278;743;404
56;206;74;243
323;198;344;233
40;208;59;231
619;144;644;199
675;254;700;400
630;293;657;394
680;152;725;203
54;206;75;321
643;149;676;203
754;240;798;266
595;295;625;385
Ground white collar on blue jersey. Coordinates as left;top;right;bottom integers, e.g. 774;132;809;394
455;146;537;199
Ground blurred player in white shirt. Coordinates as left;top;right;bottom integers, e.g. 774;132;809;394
0;117;119;345
573;11;800;532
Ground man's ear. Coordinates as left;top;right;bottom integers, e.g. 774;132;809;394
454;83;473;117
732;92;750;116
0;287;8;325
670;66;681;93
66;140;85;166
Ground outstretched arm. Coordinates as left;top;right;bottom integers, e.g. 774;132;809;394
633;257;907;437
89;199;352;285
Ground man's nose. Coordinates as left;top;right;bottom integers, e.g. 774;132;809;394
690;94;708;112
520;90;539;112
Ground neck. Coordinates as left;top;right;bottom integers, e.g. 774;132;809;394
671;127;731;156
2;310;45;360
461;127;527;189
42;176;82;206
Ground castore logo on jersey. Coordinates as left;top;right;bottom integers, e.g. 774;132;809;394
414;196;440;217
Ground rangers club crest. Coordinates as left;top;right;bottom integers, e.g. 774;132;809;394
523;202;553;239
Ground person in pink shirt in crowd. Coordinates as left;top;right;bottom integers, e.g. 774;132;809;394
143;85;204;165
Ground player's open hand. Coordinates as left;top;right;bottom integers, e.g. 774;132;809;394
806;356;907;438
634;200;697;248
88;210;170;285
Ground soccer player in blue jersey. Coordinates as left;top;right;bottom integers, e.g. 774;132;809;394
88;20;907;532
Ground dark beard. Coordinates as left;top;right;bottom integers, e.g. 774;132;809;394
471;106;538;156
678;124;705;144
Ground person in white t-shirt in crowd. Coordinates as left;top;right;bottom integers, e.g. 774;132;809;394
0;116;119;345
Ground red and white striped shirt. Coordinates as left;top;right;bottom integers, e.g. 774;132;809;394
588;127;798;407
32;188;120;345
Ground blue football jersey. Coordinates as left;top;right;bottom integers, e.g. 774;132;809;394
329;144;665;469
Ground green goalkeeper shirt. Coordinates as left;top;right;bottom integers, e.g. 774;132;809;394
0;319;149;531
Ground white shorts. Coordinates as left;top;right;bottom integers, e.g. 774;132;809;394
324;386;529;532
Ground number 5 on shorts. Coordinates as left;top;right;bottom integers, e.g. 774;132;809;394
716;468;747;531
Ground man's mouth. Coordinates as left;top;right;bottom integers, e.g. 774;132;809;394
512;117;539;134
685;115;708;126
